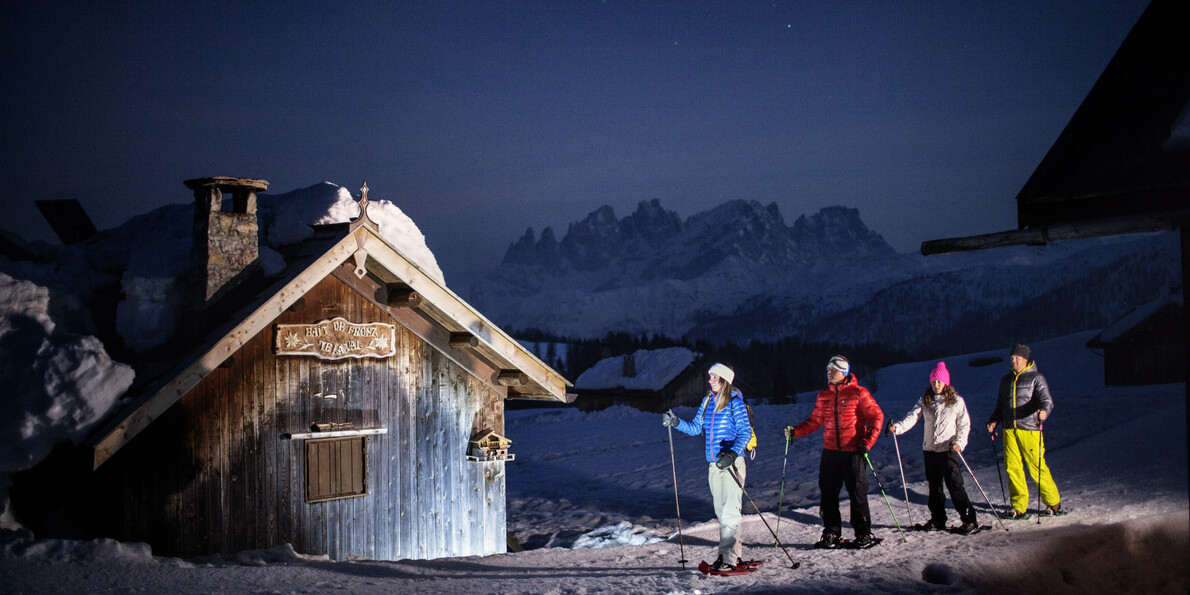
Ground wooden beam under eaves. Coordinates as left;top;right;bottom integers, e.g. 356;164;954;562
921;210;1190;256
507;389;577;402
386;285;422;308
495;370;528;387
330;265;508;397
349;223;571;401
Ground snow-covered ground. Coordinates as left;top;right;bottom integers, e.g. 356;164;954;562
2;332;1187;593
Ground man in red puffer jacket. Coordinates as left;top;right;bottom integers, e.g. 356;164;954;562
786;355;884;549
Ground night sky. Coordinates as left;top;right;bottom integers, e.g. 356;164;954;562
1;1;1150;277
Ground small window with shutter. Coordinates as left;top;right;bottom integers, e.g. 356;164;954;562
305;436;366;503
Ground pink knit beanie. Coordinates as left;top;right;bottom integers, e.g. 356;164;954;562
929;361;950;386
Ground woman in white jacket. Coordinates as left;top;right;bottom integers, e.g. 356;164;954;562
888;361;979;534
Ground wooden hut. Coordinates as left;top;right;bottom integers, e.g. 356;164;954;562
1086;288;1184;386
23;178;571;562
572;347;704;413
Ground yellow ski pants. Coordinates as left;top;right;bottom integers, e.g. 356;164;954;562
1002;428;1060;513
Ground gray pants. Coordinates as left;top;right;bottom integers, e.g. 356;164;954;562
708;457;746;563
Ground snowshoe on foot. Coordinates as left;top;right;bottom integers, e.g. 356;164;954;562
1001;509;1031;521
952;522;980;535
949;523;992;535
913;519;947;531
1040;503;1066;516
813;531;843;549
699;558;758;576
845;533;881;550
710;557;735;572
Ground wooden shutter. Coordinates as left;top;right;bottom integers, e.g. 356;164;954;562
305;437;366;503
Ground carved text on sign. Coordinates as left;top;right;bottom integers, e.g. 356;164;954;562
275;318;396;359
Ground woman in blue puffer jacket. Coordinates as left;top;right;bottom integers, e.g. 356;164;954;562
663;363;752;572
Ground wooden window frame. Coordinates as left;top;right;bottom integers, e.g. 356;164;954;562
305;436;367;503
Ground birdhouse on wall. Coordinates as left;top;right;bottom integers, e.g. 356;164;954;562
467;429;513;462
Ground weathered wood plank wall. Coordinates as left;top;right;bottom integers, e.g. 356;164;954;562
101;273;507;560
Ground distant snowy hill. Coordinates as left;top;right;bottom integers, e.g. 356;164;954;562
3;330;1184;593
469;200;1179;353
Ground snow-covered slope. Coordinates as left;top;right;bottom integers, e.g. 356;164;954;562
1;331;1185;593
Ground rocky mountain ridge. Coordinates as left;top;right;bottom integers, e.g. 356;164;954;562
502;200;896;279
469;199;1179;354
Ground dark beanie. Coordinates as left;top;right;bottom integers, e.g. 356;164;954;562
1011;344;1031;360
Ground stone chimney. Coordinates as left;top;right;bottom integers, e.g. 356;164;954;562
183;176;268;331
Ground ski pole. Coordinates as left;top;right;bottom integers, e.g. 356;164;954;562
956;449;1009;532
774;434;790;548
890;430;913;527
862;453;907;543
990;432;1007;507
666;424;688;568
726;466;800;569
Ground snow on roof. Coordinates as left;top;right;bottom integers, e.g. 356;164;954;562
1095;287;1182;344
260;182;444;285
109;182;443;352
573;347;697;392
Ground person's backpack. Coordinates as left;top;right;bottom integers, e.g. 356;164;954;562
740;399;757;459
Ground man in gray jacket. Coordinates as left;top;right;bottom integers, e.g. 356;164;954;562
986;344;1061;518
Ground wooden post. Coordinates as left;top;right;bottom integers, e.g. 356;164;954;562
449;333;479;349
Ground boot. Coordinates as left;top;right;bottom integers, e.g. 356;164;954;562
813;530;843;549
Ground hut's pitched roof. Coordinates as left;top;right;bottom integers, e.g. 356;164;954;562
87;195;570;469
1087;287;1183;347
922;0;1190;256
1015;0;1190;229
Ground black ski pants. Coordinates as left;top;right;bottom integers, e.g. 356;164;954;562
818;449;871;537
923;450;977;525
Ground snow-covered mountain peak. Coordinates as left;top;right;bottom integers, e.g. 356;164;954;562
494;199;896;277
620;199;683;248
790;205;896;260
